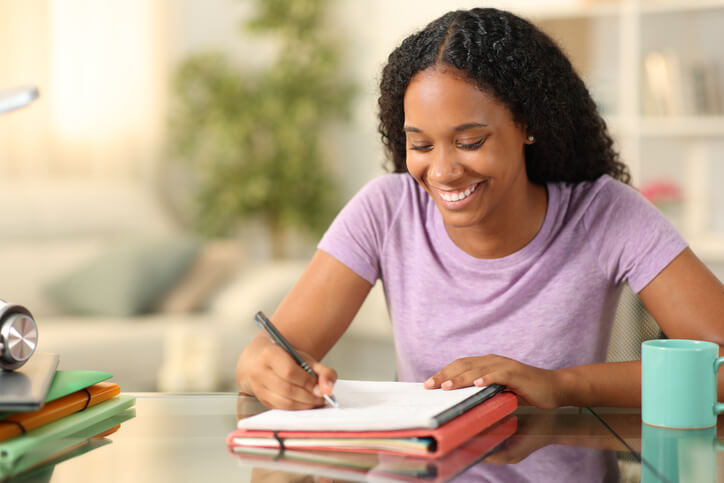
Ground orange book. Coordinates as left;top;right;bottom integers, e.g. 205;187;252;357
0;382;120;441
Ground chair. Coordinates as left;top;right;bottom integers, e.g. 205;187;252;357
606;284;663;363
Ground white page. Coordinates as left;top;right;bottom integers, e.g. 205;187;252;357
237;380;485;431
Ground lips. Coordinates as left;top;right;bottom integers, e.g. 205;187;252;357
438;183;479;202
431;181;485;208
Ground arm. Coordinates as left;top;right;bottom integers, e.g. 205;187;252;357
558;247;724;406
426;248;724;408
236;250;373;409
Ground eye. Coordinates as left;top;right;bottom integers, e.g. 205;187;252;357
456;138;485;150
409;144;433;152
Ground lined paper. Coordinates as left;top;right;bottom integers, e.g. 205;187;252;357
237;380;484;431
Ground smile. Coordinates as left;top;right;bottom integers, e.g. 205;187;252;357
437;183;480;202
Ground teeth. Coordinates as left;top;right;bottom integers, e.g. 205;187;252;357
439;183;478;202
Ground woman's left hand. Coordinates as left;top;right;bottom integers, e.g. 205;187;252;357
423;355;566;410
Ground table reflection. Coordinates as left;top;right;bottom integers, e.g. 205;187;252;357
641;424;723;483
591;408;724;483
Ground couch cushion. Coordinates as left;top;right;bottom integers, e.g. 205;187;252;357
45;238;201;317
0;239;107;316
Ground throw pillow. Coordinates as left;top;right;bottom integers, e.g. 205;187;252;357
45;238;201;317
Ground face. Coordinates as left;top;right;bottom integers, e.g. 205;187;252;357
403;66;534;230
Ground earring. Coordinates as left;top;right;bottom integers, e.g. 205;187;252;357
527;135;535;142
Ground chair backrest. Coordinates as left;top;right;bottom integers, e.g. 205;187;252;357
606;284;662;362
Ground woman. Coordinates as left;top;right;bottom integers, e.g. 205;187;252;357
236;8;724;410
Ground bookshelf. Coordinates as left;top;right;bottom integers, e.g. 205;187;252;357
523;0;724;263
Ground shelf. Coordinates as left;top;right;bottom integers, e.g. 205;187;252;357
639;117;724;137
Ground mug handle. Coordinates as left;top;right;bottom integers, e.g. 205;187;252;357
716;357;724;415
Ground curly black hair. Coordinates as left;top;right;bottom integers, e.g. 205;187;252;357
378;8;630;185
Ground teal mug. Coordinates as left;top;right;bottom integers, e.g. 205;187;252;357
642;339;724;429
641;423;724;482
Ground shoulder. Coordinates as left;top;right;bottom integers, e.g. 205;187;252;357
558;174;637;209
549;175;646;226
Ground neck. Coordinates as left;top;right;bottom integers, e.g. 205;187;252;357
444;179;548;259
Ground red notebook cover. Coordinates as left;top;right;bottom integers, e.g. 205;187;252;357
227;391;517;459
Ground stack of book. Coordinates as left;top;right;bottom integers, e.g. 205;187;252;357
227;380;517;480
0;354;135;479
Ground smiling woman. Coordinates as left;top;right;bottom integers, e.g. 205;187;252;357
236;7;724;414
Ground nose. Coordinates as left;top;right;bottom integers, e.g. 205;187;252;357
428;146;464;184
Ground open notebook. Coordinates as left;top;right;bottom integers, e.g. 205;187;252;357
230;380;517;458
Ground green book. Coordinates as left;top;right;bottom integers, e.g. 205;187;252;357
3;408;136;480
0;370;113;420
0;395;136;468
43;370;113;403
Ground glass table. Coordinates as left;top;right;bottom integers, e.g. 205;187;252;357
7;393;718;482
592;408;724;483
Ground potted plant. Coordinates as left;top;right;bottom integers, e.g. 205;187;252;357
168;0;355;258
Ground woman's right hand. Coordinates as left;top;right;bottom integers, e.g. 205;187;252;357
237;335;337;410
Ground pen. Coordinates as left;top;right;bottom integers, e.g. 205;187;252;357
254;311;338;408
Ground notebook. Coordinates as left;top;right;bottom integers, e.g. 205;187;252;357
229;380;517;458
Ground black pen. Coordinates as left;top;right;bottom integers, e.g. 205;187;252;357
254;311;338;408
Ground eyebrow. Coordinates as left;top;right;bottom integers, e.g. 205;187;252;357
403;122;488;133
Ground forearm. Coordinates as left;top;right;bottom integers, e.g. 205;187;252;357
555;360;641;407
555;345;724;408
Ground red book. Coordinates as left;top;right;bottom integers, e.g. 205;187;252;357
228;389;517;459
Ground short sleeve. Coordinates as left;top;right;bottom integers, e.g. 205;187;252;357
582;177;688;293
317;175;405;285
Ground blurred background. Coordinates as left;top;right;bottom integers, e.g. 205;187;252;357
1;0;722;392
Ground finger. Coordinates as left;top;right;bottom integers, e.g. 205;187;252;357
268;349;319;389
438;368;491;390
254;370;325;409
266;356;324;405
311;362;337;395
424;357;486;389
423;358;479;389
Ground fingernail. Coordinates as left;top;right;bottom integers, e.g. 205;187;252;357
313;385;322;397
424;378;434;387
474;378;484;386
441;380;453;390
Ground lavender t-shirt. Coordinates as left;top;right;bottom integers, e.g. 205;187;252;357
318;174;687;382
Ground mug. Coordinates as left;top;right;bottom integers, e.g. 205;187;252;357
642;339;724;429
641;423;724;483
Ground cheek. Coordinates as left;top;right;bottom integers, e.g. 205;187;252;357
405;154;426;181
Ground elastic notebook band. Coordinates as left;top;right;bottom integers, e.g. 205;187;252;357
272;431;286;459
0;419;26;435
81;388;92;410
